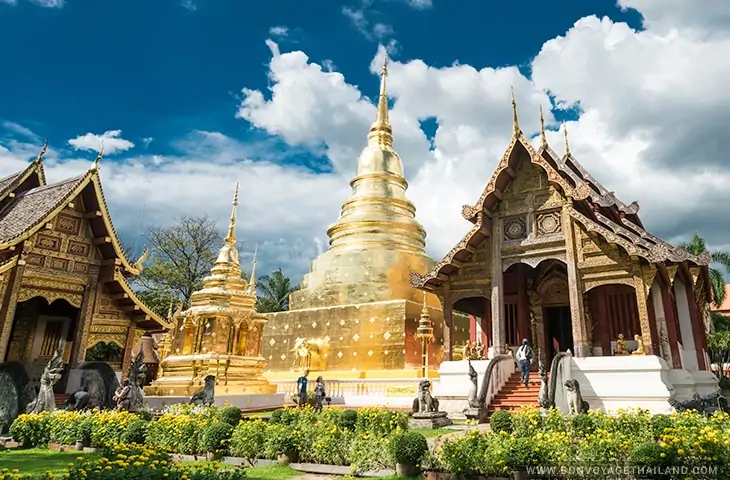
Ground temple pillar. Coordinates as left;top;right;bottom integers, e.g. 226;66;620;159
491;220;505;355
633;270;655;355
70;266;100;366
517;267;529;342
442;293;453;361
483;296;492;347
651;282;673;366
684;276;708;370
674;276;698;371
527;289;546;365
563;211;589;357
659;277;682;369
0;256;26;361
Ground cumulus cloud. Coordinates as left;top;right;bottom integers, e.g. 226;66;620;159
68;130;135;155
29;0;63;7
3;0;730;284
269;26;289;38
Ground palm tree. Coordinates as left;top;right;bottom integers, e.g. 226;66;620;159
679;233;730;308
257;269;299;313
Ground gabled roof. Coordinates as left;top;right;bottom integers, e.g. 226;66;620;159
0;165;143;277
0;254;19;277
0;157;46;205
411;127;711;291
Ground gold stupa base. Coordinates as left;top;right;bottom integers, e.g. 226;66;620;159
146;353;277;396
263;368;440;381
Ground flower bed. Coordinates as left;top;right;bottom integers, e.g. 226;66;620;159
434;407;730;478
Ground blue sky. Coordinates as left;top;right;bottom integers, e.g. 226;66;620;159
1;0;728;285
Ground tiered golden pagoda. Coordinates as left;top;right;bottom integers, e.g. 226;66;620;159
261;56;467;381
147;184;276;396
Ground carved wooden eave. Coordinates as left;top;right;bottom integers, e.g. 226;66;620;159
105;269;171;330
0;167;143;277
0;254;19;280
0;159;46;206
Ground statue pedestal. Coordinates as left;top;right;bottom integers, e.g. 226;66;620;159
463;407;487;424
409;411;452;429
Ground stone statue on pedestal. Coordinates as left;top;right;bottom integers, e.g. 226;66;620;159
409;379;452;428
466;360;479;408
26;341;64;414
190;375;216;406
127;351;147;412
564;379;590;414
537;362;551;409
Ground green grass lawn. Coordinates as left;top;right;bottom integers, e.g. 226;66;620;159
413;427;453;438
0;448;99;475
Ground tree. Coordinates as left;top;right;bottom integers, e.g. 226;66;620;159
256;268;299;313
679;233;730;307
133;215;245;318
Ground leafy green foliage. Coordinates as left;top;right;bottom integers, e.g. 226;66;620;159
217;406;242;426
388;431;428;466
132;215;246;318
488;410;513;434
679;233;730;307
256;269;299;313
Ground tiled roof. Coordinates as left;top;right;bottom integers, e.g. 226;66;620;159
0;174;85;242
711;285;730;313
0;171;22;197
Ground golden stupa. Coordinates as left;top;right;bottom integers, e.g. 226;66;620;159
147;183;276;396
262;56;465;381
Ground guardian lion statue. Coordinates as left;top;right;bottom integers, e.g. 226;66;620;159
564;379;589;414
537;363;552;409
411;379;439;413
190;375;216;406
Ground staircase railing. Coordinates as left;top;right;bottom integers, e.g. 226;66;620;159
476;354;515;410
547;351;572;412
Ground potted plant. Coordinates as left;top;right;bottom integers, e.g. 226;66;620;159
389;430;429;477
264;423;302;464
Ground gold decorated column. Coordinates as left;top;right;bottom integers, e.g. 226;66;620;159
562;209;589;357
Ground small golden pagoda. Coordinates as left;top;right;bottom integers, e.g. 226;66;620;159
146;183;276;396
261;56;467;381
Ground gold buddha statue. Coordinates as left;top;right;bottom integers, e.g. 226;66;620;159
615;334;629;356
632;334;645;355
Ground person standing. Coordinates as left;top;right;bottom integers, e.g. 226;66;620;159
516;339;534;387
296;369;309;407
313;376;326;413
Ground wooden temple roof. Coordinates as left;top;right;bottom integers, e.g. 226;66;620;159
411;130;712;293
0;156;168;330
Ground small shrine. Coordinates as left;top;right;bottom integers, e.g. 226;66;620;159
146;183;276;399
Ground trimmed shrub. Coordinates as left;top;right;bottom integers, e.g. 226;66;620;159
489;410;513;434
218;406;242;427
199;421;233;455
389;430;428;466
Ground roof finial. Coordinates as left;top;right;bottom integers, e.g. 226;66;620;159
539;105;547;149
91;141;104;170
421;290;428;315
224;181;239;247
563;122;571;157
248;245;258;295
511;86;520;135
35;138;48;163
167;300;174;322
367;50;393;147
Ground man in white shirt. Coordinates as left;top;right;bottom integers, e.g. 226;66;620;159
516;338;534;387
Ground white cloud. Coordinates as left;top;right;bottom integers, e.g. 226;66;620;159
68;130;135;155
269;26;289;38
406;0;432;9
3;0;730;284
29;0;63;7
1;121;40;141
0;0;18;6
181;0;196;11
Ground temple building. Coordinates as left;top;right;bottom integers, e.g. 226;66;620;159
410;98;714;373
146;183;278;404
261;57;467;390
0;145;168;392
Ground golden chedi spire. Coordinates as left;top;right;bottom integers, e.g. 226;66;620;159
285;51;434;310
210;181;242;277
247;245;258;296
325;51;427;255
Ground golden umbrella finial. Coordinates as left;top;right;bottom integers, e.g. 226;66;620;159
511;86;520;135
224;181;239;246
539;105;547;149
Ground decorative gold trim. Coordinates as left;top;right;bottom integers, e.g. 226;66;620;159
113;270;171;329
666;265;679;285
641;265;657;298
16;288;83;308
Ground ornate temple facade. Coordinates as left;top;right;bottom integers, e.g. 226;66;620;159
147;183;276;397
261;58;467;381
0;145;168;390
410;100;714;374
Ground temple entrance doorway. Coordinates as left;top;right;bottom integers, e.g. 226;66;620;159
452;296;490;360
544;306;573;363
4;296;79;393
